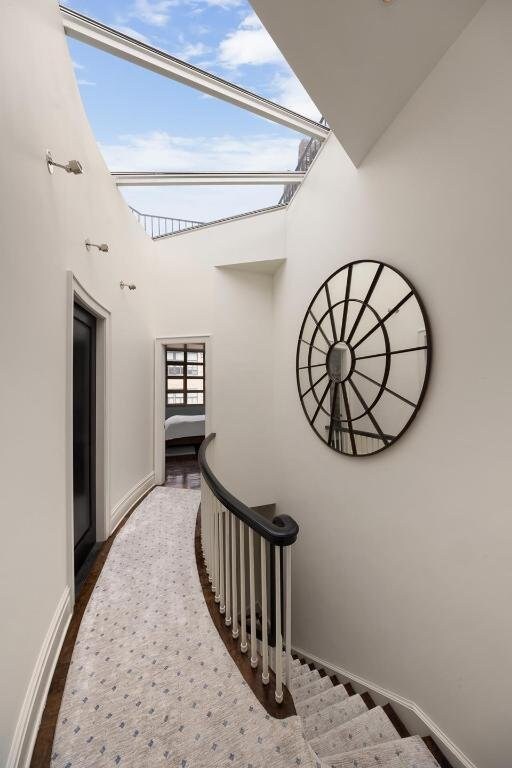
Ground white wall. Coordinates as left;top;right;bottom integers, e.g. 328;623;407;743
0;1;155;762
272;2;512;766
3;0;512;766
151;212;286;505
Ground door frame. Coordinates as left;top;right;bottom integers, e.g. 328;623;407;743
66;272;111;603
154;334;211;485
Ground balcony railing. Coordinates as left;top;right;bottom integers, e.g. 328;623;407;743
198;432;298;704
129;206;203;238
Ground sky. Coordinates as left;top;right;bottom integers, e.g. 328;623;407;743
64;0;320;223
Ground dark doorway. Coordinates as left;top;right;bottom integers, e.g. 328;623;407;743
73;303;97;581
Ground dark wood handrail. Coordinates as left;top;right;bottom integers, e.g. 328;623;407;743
198;433;299;547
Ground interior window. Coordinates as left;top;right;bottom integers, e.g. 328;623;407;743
166;344;205;406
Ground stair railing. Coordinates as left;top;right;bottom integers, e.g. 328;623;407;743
128;206;204;238
198;432;299;703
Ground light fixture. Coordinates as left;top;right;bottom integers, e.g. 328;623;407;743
46;150;83;175
85;238;109;252
120;281;136;290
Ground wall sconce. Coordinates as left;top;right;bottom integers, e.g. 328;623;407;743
120;281;136;291
85;239;109;252
46;150;83;175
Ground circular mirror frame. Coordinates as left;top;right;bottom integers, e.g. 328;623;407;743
295;260;432;457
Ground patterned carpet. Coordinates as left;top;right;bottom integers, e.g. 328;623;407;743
52;487;314;768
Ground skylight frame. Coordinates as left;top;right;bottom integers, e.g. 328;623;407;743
60;6;329;140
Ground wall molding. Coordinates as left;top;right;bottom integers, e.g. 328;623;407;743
110;471;156;533
292;644;477;768
7;587;72;768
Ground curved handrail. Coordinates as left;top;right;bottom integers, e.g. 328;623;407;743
198;433;299;547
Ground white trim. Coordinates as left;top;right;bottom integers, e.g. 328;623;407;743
292;644;477;768
153;205;285;241
6;588;72;768
60;7;329;140
110;471;156;533
66;272;111;605
113;172;305;186
154;335;212;485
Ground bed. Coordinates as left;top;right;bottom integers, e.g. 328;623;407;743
165;414;205;454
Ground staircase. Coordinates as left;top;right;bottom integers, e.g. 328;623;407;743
289;655;449;768
198;433;452;768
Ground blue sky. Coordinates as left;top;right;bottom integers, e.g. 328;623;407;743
64;0;319;222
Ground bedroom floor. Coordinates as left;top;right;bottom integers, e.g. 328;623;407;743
164;455;201;490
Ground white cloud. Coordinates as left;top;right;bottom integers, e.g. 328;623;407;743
176;41;212;60
215;13;319;120
189;0;243;8
271;72;320;121
117;25;152;43
100;130;302;173
77;78;96;87
73;61;85;70
218;13;283;69
127;0;175;27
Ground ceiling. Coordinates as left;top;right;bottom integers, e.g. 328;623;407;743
251;0;485;165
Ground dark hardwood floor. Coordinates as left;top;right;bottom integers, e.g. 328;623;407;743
164;454;201;489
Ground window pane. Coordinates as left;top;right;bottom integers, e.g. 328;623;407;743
187;392;204;405
168;364;183;376
167;350;184;362
187;351;204;363
167;392;184;404
167;379;184;391
188;379;204;391
187;364;203;377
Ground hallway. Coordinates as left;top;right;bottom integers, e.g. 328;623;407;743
50;487;312;768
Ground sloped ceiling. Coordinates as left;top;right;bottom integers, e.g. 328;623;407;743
251;0;485;165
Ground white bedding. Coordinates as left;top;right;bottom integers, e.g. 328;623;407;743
165;414;205;440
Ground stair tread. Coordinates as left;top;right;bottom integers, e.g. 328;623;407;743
291;662;312;680
294;683;350;718
323;735;441;768
291;668;321;690
292;674;333;703
309;705;400;758
301;694;369;741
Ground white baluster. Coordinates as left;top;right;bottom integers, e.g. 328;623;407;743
225;510;231;626
240;521;248;653
214;498;220;602
219;504;225;614
274;545;283;703
248;528;258;668
231;515;238;639
260;538;269;684
285;545;292;689
208;486;213;582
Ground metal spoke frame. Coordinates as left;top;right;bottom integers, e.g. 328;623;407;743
296;260;432;457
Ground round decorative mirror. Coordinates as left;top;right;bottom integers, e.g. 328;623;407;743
296;260;431;456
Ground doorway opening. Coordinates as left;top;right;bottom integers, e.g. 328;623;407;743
73;303;98;589
164;342;205;489
68;273;111;604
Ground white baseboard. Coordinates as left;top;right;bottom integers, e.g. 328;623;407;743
292;644;477;768
110;471;155;533
7;587;72;768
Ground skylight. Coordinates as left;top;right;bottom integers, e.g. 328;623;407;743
63;0;323;228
